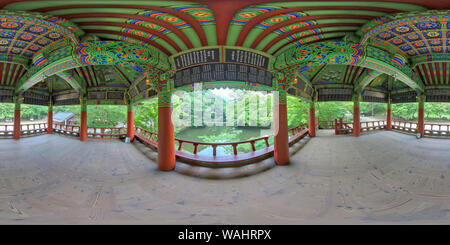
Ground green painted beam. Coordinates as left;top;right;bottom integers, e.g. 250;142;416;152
81;25;178;54
273;32;348;56
17;57;82;92
296;70;313;87
265;26;360;54
56;70;83;92
411;54;450;66
355;69;383;91
46;8;202;48
360;57;424;93
71;17;189;50
243;10;388;48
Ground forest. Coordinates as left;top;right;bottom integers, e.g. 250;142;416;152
1;89;449;132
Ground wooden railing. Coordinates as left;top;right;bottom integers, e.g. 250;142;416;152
335;120;386;135
360;120;387;132
318;120;335;129
178;136;272;156
134;123;309;167
335;120;353;135
0;123;47;137
424;123;450;136
392;120;450;136
135;126;273;156
0;124;13;136
87;127;126;139
331;119;450;137
53;123;80;136
134;127;158;147
392;120;418;133
53;123;127;139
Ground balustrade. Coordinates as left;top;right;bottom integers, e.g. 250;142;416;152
134;123;309;167
53;123;80;136
392;120;450;136
424;123;450;136
87;127;126;139
0;123;47;136
318;120;335;129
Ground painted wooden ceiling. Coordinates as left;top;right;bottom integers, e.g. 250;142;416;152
2;0;438;56
0;0;447;104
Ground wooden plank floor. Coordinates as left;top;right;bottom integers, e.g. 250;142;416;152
0;132;449;224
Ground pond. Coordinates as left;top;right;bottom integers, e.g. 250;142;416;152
175;126;274;156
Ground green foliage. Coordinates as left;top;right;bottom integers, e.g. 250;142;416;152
0;103;48;122
0;103;14;121
424;102;450;120
316;101;352;121
287;96;308;127
21;104;48;120
86;105;126;127
54;105;79;115
1;90;449;143
54;105;127;127
391;103;418;120
360;102;386;117
391;102;450;121
134;97;158;132
198;127;242;143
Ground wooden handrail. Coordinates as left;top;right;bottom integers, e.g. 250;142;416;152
0;123;48;136
52;123;126;139
334;119;449;137
135;126;274;156
87;126;126;139
318;120;336;129
134;122;310;163
335;119;387;135
392;120;450;136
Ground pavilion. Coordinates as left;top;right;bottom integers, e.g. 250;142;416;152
0;0;449;224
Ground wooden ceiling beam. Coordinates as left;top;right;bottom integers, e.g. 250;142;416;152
63;13;194;49
84;29;172;56
78;21;182;52
262;23;363;52
235;6;399;46
33;4;208;46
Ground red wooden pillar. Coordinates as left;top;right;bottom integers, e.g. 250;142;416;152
273;91;289;165
127;103;135;141
386;100;392;130
308;101;316;137
418;97;425;138
353;94;360;137
13;100;21;140
47;102;53;134
80;99;87;141
158;90;175;171
334;119;338;134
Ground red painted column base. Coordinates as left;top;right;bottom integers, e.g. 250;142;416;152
13;109;20;140
48;110;53;134
386;108;392;130
158;106;175;171
127;110;135;141
80;111;87;141
308;107;316;137
274;103;290;165
418;107;424;138
353;107;360;137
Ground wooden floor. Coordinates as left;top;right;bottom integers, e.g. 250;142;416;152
0;131;449;224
